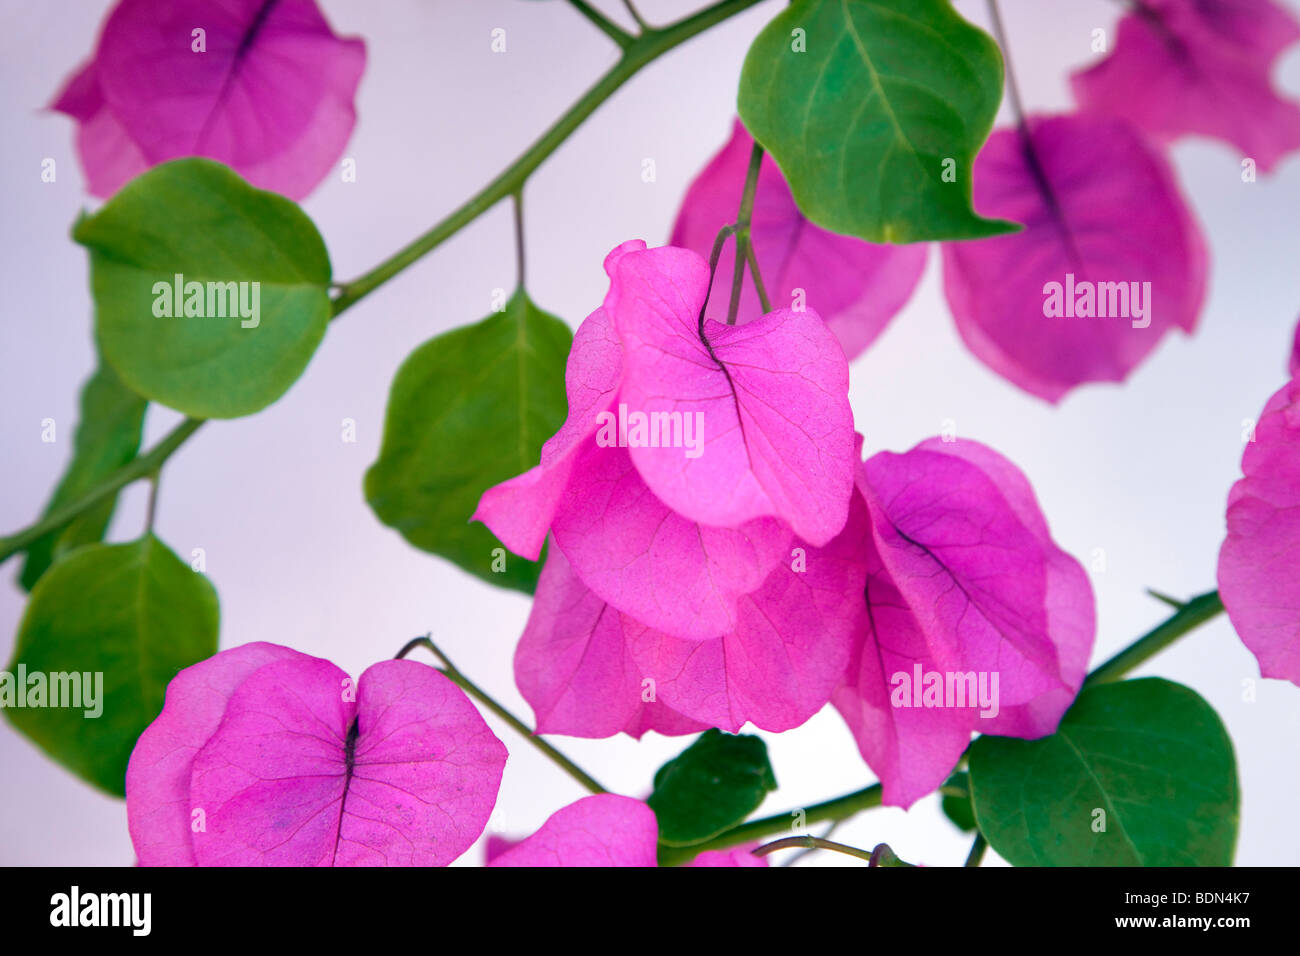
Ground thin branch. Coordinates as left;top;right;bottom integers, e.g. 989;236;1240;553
659;783;882;866
753;835;877;863
144;473;160;533
396;636;607;796
1084;590;1224;686
726;141;765;325
567;0;634;48
330;0;765;316
512;189;526;288
1146;588;1185;610
0;417;204;564
622;0;651;31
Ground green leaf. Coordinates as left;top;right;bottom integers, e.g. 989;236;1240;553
941;771;977;832
968;678;1239;866
364;289;571;593
4;535;220;796
74;158;332;419
19;362;147;591
648;729;777;847
737;0;1019;242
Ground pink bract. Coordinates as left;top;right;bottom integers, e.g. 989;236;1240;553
941;114;1207;403
126;643;507;866
1218;378;1300;685
517;494;865;737
475;240;857;640
488;795;658;867
486;795;768;867
1072;0;1300;173
833;439;1095;808
670;118;928;362
51;0;365;199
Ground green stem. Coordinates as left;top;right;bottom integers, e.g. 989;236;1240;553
395;636;608;796
568;0;635;48
726;142;765;325
144;473;160;533
659;783;883;866
745;241;772;313
753;835;876;863
331;0;765;316
0;417;204;564
965;832;988;867
1;0;763;563
1084;590;1224;686
512;188;526;288
622;0;651;31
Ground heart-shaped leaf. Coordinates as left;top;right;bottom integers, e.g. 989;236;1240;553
6;535;220;796
74;158;333;418
738;0;1018;242
968;678;1238;866
365;289;571;592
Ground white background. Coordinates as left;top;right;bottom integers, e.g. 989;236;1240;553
1;0;1298;866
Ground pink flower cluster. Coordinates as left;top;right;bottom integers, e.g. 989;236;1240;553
475;240;1095;808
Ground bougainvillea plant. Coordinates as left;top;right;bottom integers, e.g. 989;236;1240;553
3;0;1298;869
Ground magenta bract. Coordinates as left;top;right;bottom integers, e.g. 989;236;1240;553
1072;0;1300;173
52;0;365;199
126;643;507;866
487;794;767;867
1218;378;1300;685
833;439;1095;807
487;795;659;867
475;240;857;640
941;114;1207;403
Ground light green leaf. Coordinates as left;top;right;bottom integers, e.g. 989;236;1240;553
364;289;571;593
74;158;332;418
738;0;1019;242
648;729;778;847
968;678;1239;866
5;535;220;796
19;362;147;591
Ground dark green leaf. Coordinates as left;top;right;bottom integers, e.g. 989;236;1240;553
738;0;1019;242
19;362;147;590
968;678;1239;866
648;729;777;847
364;289;571;593
74;158;332;418
5;535;220;796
